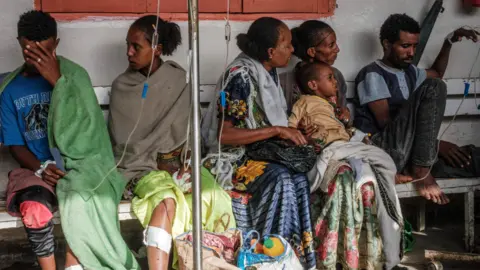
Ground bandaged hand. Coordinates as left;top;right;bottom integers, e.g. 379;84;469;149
42;164;65;186
177;165;192;181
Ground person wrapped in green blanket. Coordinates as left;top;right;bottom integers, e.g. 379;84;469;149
108;15;236;270
0;10;140;270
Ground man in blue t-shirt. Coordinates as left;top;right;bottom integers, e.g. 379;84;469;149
0;10;80;270
1;75;53;162
354;14;478;205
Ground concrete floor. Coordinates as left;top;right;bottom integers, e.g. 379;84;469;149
396;227;479;269
396;195;480;270
0;219;149;270
1;195;479;270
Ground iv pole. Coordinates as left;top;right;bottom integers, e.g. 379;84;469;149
187;0;203;268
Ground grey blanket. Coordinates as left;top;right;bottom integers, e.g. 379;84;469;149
308;141;403;269
108;61;191;181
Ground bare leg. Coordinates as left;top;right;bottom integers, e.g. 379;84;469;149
413;165;449;205
147;198;176;270
38;254;56;270
65;245;81;268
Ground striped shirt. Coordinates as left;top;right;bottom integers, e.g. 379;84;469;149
353;60;426;134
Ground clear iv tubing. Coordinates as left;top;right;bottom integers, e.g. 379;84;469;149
406;26;480;184
214;0;231;182
467;29;480;108
460;26;480;108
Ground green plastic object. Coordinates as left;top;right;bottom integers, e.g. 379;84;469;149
264;237;274;249
403;220;415;253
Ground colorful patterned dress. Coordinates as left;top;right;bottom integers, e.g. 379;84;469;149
204;66;317;269
310;168;384;269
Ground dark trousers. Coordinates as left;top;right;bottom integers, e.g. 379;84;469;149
15;186;56;258
372;78;447;172
371;78;480;178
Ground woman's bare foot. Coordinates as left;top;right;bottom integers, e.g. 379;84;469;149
413;166;449;205
395;174;413;184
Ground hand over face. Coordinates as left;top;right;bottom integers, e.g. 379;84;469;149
22;39;61;86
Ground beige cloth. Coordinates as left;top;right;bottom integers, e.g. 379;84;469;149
176;228;242;270
288;95;350;145
108;61;191;181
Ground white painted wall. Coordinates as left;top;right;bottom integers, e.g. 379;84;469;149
0;0;34;71
1;0;479;85
0;0;479;163
3;0;480;129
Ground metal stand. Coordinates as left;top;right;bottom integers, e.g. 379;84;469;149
187;0;203;269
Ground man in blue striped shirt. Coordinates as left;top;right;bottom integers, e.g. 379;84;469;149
354;14;478;205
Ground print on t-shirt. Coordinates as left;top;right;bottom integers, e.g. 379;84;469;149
24;103;49;141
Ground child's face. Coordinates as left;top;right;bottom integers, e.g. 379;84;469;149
310;66;338;98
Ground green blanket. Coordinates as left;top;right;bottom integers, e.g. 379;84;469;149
0;57;139;269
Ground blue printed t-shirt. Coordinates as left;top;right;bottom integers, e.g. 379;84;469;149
353;60;427;134
0;74;53;162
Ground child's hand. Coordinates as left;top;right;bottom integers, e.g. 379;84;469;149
362;135;372;145
298;118;319;138
312;141;323;154
336;107;351;126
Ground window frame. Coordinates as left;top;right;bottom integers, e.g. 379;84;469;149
36;0;336;21
242;0;330;14
40;0;146;13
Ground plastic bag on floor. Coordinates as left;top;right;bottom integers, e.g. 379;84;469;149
237;231;303;270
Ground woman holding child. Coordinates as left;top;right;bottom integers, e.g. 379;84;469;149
282;20;403;269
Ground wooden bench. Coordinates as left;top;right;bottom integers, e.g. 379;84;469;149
0;200;135;230
0;83;218;229
396;178;480;252
0;74;479;250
